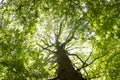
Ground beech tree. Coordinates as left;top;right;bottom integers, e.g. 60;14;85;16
0;0;120;80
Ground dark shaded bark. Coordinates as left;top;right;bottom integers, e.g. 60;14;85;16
54;45;86;80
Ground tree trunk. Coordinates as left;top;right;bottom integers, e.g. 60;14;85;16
55;46;86;80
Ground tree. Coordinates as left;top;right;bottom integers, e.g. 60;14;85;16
0;0;120;80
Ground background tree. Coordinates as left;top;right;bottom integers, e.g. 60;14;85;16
0;0;120;80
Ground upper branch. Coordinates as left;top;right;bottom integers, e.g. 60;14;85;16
54;18;64;48
62;24;78;47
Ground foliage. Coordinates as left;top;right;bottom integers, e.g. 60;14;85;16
0;0;120;80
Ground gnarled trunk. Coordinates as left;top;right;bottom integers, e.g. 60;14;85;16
55;46;86;80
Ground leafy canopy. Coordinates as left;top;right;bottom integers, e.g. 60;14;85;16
0;0;120;80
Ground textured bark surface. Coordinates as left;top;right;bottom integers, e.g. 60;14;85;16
55;45;86;80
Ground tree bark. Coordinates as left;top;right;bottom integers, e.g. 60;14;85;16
55;45;86;80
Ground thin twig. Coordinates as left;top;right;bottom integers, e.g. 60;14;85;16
36;41;55;53
67;46;86;51
83;68;88;77
68;53;85;64
85;53;107;68
84;46;94;63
